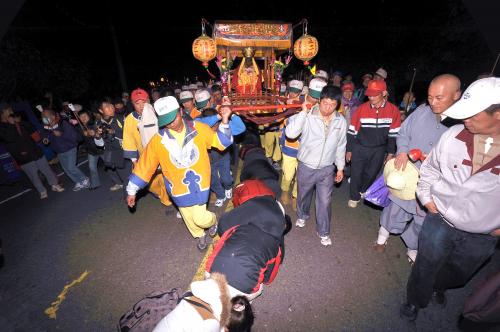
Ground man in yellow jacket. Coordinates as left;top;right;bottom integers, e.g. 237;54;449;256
126;96;233;250
122;88;172;209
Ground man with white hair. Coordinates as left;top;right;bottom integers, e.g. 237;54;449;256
400;77;500;321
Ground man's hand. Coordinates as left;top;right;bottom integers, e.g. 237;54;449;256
335;170;344;183
346;152;352;163
394;152;408;171
425;200;439;214
126;195;136;208
220;96;232;124
52;130;62;137
301;100;310;114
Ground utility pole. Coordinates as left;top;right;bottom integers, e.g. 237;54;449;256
109;22;128;92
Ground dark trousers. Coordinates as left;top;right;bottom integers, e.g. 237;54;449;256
349;145;386;200
407;213;498;308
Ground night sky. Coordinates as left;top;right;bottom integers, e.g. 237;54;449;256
1;0;499;104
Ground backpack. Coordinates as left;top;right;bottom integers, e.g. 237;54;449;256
117;288;182;332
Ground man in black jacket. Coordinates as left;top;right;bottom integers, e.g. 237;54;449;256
0;104;64;198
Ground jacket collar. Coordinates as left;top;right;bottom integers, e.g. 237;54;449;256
455;127;500;173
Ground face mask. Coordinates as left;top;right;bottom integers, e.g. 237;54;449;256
42;118;50;125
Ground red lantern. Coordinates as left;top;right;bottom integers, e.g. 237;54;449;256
294;34;318;66
192;34;216;68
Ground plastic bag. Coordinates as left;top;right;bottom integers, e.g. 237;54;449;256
364;175;390;207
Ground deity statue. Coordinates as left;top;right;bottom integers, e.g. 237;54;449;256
232;47;262;94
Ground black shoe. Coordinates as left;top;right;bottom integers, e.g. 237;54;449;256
400;303;418;321
197;234;208;251
164;205;176;216
431;290;447;307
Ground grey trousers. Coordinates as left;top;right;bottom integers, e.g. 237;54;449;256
297;162;335;236
380;200;425;250
20;156;59;194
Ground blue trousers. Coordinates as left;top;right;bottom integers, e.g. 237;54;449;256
407;213;498;308
210;153;233;199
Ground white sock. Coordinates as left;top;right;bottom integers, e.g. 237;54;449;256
376;226;390;245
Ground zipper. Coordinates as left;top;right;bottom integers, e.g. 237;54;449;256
316;120;329;168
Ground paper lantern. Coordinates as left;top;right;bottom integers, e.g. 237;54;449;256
192;35;216;68
293;34;319;66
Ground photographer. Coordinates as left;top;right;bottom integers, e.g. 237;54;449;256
93;98;125;191
77;110;104;189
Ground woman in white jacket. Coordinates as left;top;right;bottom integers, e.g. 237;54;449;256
153;273;254;332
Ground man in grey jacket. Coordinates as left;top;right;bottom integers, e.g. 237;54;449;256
286;85;347;246
374;74;461;263
400;77;500;321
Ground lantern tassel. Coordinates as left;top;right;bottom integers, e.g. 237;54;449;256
206;68;217;79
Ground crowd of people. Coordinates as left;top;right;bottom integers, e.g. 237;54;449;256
1;66;499;330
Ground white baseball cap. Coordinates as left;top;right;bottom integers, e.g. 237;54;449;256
308;78;328;99
154;96;179;127
181;85;189;90
443;77;500;119
375;68;388;79
179;91;194;103
188;84;198;90
315;70;329;81
195;89;211;109
288;80;304;93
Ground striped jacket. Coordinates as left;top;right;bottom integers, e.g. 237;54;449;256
347;100;401;154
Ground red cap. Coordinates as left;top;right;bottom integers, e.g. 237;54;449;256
365;80;387;96
341;82;355;92
131;88;149;103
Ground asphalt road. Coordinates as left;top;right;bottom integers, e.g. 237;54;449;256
0;162;498;331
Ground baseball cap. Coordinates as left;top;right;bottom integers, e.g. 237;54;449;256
374;68;388;79
131;88;149;103
365;80;387;96
194;89;211;109
308;78;328;99
154;96;180;127
288;80;304;93
443;77;500;119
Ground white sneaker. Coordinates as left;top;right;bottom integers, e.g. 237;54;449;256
73;182;84;192
110;184;124;191
347;199;360;208
295;218;306;228
40;191;48;199
320;235;332;246
360;192;366;199
51;184;65;192
81;178;90;188
215;198;225;207
176;211;182;219
225;188;233;199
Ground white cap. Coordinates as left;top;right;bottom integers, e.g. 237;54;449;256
288;80;304;93
375;68;388;79
153;96;180;127
174;88;182;94
315;70;329;81
196;81;204;87
181;85;189;90
194;89;211;109
443;77;500;119
308;78;328;99
188;83;198;90
179;91;194;102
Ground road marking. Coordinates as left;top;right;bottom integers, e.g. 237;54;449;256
44;270;90;319
0;159;89;206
